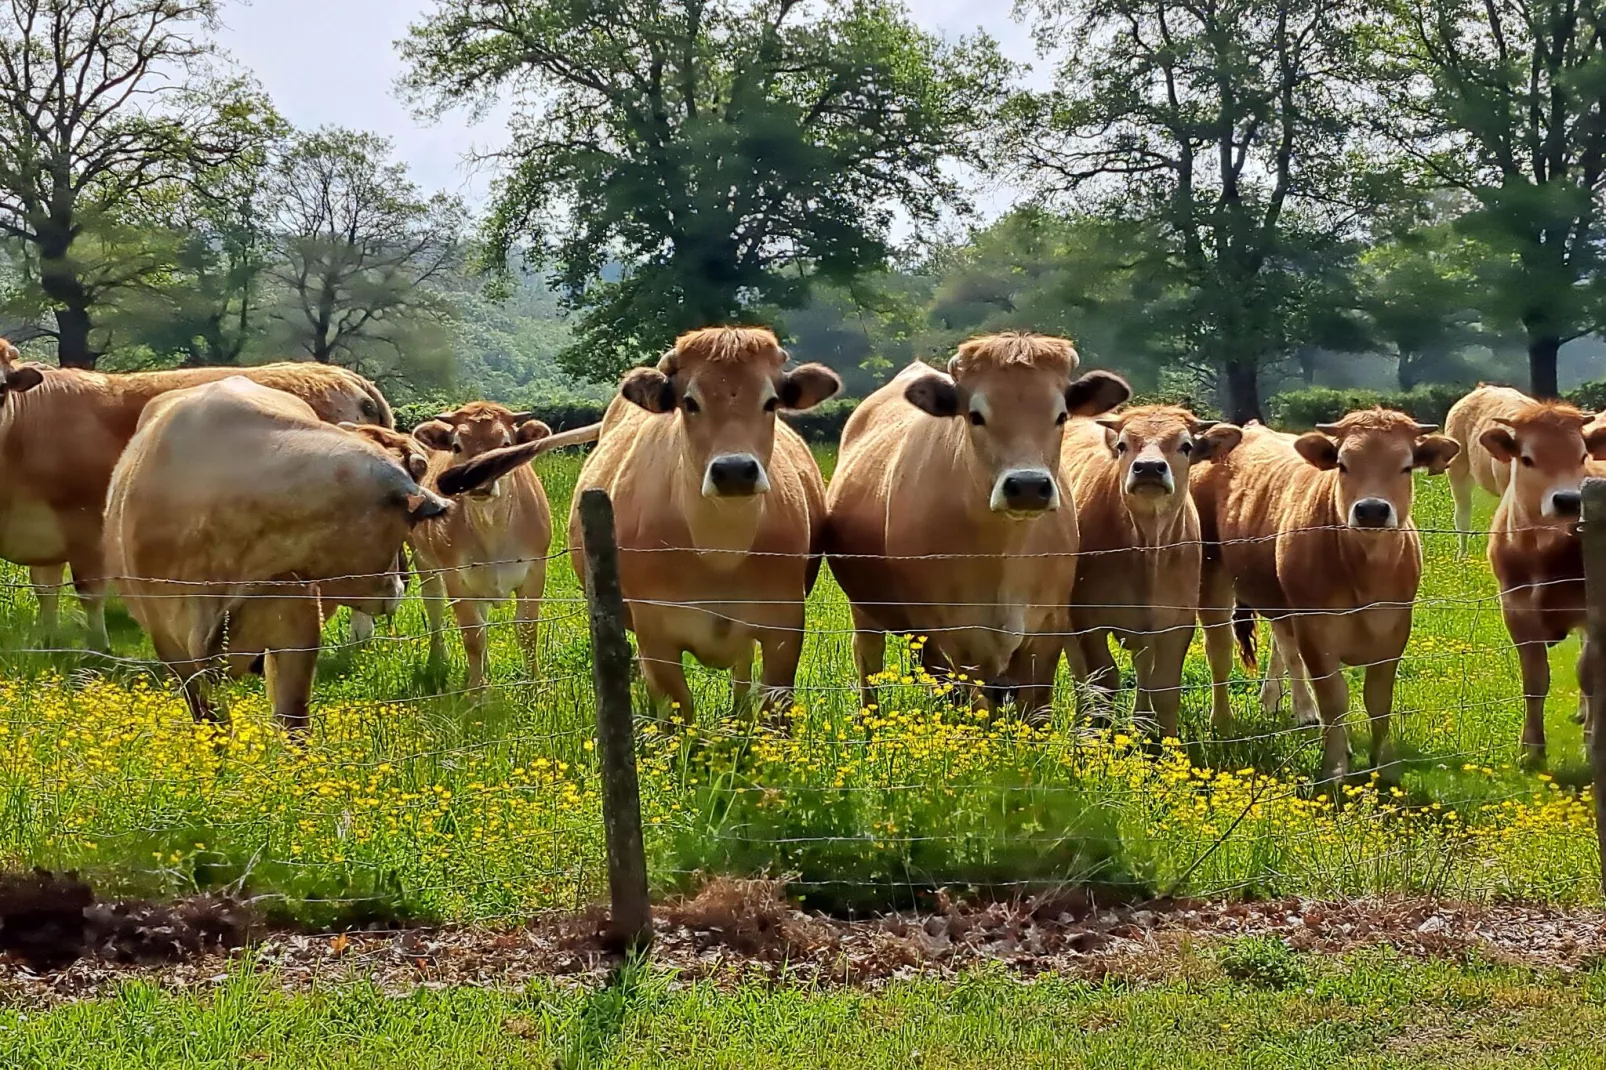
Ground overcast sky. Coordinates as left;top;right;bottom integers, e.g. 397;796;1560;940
214;0;1042;208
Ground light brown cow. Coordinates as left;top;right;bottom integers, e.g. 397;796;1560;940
568;327;839;718
400;403;601;687
1060;406;1242;738
1481;400;1606;761
1446;384;1536;554
1192;411;1459;781
0;344;394;650
105;378;528;729
827;333;1130;716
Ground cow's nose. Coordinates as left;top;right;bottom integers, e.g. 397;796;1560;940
1350;498;1395;529
1553;490;1583;518
1001;472;1056;511
706;455;765;496
1129;459;1171;486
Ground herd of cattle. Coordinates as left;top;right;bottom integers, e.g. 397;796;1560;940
0;327;1598;781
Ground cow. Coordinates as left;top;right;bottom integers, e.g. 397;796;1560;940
394;402;601;687
568;326;840;719
104;378;535;730
1060;406;1242;739
827;332;1130;717
1445;384;1537;555
0;343;394;650
1191;410;1459;781
1480;399;1606;761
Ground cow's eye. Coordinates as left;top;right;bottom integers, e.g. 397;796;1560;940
1401;465;1413;474
1179;441;1193;455
1115;440;1128;454
763;396;780;413
451;442;463;454
1055;411;1068;426
1520;455;1535;468
1337;461;1348;474
683;397;701;415
969;411;985;427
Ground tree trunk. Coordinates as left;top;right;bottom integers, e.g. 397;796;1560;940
52;303;95;369
1223;360;1262;425
39;241;96;369
1529;333;1561;399
1398;351;1419;392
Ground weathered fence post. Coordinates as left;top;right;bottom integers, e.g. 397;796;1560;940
578;488;652;951
1578;478;1606;898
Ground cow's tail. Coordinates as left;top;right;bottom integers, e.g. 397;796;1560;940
1232;602;1258;671
534;421;602;454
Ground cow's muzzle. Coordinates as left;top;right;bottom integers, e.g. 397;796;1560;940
1547;489;1583;519
703;453;771;498
1125;459;1174;495
1349;497;1397;529
991;468;1060;514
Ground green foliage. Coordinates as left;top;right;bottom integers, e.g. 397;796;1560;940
1216;936;1310;990
400;0;1011;383
1268;385;1468;429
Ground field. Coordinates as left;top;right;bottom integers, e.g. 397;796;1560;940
0;444;1598;928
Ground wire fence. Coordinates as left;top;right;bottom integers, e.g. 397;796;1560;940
0;503;1601;937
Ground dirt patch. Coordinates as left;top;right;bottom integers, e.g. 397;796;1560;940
1;876;1603;1007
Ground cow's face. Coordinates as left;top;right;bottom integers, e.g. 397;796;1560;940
905;333;1129;517
1097;407;1242;516
0;340;44;402
619;327;840;499
1480;402;1606;522
1294;410;1459;530
413;402;551;501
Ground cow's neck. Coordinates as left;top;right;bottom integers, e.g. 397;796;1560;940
674;454;765;563
1124;495;1187;549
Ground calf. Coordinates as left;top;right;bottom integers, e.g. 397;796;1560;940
568;327;839;718
105;378;523;729
1192;411;1459;780
1481;400;1606;760
1060;406;1242;738
1445;384;1535;554
827;332;1129;716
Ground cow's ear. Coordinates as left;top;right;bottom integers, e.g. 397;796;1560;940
621;367;675;413
515;419;553;444
413;419;455;451
1413;434;1460;475
1066;371;1130;417
1095;417;1122;456
904;373;960;418
779;363;841;411
436;440;544;497
1193;423;1244;462
3;365;43;394
1294;432;1340;470
1585;425;1606;461
406;453;428;480
1480;427;1520;463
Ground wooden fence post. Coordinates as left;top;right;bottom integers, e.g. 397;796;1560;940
1578;477;1606;898
578;488;652;951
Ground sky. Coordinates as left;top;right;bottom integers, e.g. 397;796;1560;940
214;0;1043;208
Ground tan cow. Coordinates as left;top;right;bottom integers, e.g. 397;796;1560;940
827;333;1130;716
1060;406;1242;738
400;403;601;687
1481;400;1606;761
568;327;839;718
0;344;394;650
1446;384;1536;554
1192;411;1459;781
104;378;533;729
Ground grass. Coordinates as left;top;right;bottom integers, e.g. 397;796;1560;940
5;947;1606;1068
0;447;1599;924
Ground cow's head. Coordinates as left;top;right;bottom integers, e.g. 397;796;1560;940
1294;408;1460;530
618;326;840;499
904;332;1130;517
412;402;551;500
0;339;44;401
1096;406;1242;516
1479;401;1606;522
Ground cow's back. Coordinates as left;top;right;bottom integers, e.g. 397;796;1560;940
1191;424;1316;612
1447;384;1531;498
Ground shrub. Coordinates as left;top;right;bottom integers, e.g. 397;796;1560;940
1267;384;1465;430
1216;935;1309;989
1566;380;1606;413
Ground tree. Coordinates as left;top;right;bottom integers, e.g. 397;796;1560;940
0;0;254;368
401;0;1009;382
1377;0;1606;398
266;127;465;383
1006;0;1371;422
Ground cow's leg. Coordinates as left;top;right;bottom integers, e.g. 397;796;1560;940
1199;565;1237;733
850;610;885;710
263;598;321;733
66;550;109;652
420;571;449;669
29;564;65;639
732;638;757;709
759;618;805;721
348;610;375;645
1079;630;1119;716
153;632;218;724
1363;657;1401;778
448;585;490;689
638;637;694;721
1297;629;1350;784
1267;618;1318;725
514;559;545;679
1144;624;1192;743
1005;630;1062;723
1258;627;1287;716
1449;463;1474;557
1514;638;1551;763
